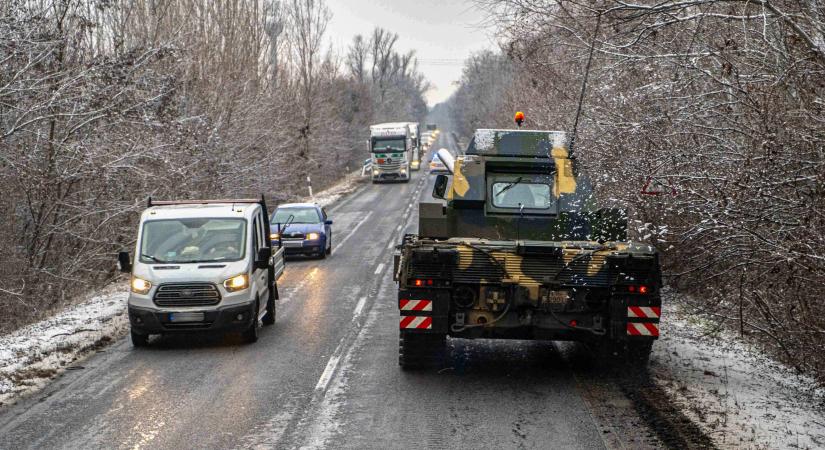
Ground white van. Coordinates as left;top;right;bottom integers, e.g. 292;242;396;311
118;198;285;346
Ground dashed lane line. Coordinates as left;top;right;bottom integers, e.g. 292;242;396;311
314;355;341;393
352;296;367;318
374;263;385;275
333;210;373;251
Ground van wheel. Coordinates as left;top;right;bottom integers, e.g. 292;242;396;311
243;301;260;343
263;289;276;326
131;330;149;347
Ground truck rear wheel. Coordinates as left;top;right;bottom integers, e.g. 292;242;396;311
399;332;446;370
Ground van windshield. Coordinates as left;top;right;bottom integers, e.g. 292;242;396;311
139;218;246;264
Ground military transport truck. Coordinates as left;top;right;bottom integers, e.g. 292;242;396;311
393;129;662;369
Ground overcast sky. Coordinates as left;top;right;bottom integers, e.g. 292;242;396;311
325;0;496;106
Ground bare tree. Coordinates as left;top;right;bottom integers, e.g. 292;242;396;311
0;0;428;333
463;0;825;379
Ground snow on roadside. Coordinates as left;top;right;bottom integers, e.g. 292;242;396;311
0;172;365;408
0;283;128;407
307;170;367;208
651;291;825;449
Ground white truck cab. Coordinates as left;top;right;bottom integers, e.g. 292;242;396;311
368;122;413;183
118;198;285;346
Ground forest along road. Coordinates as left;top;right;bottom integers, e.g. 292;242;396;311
0;132;662;450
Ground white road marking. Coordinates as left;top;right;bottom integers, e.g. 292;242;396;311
374;263;385;275
387;239;396;250
353;296;367;317
395;224;402;232
314;355;341;392
298;289;382;449
334;210;373;250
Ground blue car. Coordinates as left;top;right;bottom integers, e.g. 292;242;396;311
270;203;333;259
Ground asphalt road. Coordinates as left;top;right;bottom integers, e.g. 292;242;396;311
0;132;662;450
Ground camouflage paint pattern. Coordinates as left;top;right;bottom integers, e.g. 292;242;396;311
400;128;662;342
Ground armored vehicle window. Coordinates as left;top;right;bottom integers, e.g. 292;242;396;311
492;182;552;209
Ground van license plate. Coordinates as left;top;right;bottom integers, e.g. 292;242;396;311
169;312;204;322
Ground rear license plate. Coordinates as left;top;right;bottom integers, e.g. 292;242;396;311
546;290;572;305
169;312;205;323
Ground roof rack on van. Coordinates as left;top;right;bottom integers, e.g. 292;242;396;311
147;196;267;208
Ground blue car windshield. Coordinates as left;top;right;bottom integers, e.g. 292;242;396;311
271;207;321;224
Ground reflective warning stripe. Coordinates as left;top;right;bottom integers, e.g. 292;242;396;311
627;322;659;337
400;316;433;330
627;306;661;319
399;299;432;311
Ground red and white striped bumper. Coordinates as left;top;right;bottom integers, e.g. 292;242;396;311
627;322;659;337
626;306;660;337
399;299;432;312
400;316;432;330
627;306;660;319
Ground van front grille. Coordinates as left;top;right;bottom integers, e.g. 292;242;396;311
153;283;221;307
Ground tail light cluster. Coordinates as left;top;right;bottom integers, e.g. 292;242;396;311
625;285;653;294
410;278;449;288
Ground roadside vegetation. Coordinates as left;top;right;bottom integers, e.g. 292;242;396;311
0;0;428;333
454;0;825;382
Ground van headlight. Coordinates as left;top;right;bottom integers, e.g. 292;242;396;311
223;274;249;292
306;232;320;241
130;277;152;295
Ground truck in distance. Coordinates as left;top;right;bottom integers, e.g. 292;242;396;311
407;122;422;171
118;197;285;346
368;122;412;183
393;129;662;369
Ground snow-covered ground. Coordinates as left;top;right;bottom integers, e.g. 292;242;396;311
2;171;823;449
0;283;128;407
309;170;367;209
651;291;825;449
0;172;367;407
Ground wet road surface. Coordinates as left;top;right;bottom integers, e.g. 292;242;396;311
0;132;661;449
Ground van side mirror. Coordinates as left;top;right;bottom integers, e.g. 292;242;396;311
433;175;449;200
256;247;271;269
118;251;132;273
324;219;333;225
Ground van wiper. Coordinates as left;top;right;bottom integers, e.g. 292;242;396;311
141;253;166;263
495;177;523;197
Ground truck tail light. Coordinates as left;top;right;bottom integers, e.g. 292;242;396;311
627;285;652;294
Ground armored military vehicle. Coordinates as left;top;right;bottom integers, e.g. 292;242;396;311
393;129;662;369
